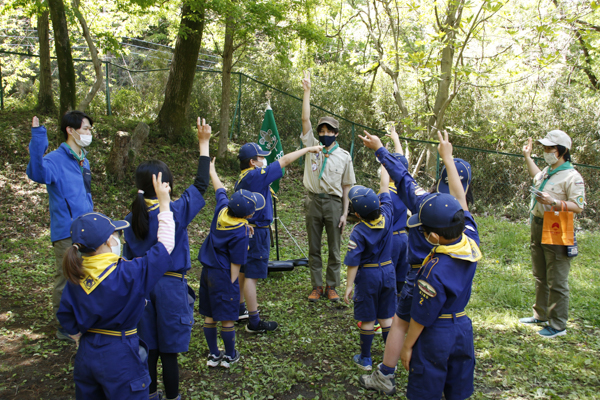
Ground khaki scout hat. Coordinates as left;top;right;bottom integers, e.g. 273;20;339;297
537;130;572;149
317;116;339;131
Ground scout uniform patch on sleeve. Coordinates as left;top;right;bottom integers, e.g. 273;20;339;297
576;195;585;208
348;240;357;250
418;279;437;298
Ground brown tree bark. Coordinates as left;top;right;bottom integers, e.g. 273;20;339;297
36;10;56;115
156;2;205;143
217;19;235;157
47;0;76;123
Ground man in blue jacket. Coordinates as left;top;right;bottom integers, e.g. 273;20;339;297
27;111;95;341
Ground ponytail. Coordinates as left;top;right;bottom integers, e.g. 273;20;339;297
63;244;84;285
131;191;150;240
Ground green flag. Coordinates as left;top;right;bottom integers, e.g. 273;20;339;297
258;105;284;193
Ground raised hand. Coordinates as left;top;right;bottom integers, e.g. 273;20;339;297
32;116;39;128
437;130;453;161
152;172;171;209
197;117;211;142
302;70;311;92
385;124;399;141
522;137;533;159
209;157;216;174
358;130;384;151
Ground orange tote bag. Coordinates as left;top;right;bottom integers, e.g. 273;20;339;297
542;201;574;246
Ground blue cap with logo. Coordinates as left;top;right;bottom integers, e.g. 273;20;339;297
349;185;380;218
407;193;463;228
391;153;409;170
228;189;266;217
437;158;471;194
71;212;130;253
238;143;271;161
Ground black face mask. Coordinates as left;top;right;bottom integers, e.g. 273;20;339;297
319;135;336;147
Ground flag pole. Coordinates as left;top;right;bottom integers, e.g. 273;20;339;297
273;196;280;261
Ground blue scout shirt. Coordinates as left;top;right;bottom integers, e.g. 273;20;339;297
344;192;394;267
57;244;173;335
389;184;408;233
411;212;481;327
123;184;205;273
234;161;283;227
26;126;94;242
198;188;250;270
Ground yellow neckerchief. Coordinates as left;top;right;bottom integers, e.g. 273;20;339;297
79;253;120;295
423;233;482;266
145;198;159;212
389;182;398;194
236;167;276;198
361;214;385;229
216;207;248;231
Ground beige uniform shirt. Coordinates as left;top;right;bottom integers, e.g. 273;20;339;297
531;166;585;218
301;128;356;197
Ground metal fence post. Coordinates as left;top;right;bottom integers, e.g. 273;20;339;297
105;61;111;116
0;59;4;110
237;73;242;137
350;123;356;160
229;73;242;140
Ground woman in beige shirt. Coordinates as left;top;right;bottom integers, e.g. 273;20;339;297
520;130;585;338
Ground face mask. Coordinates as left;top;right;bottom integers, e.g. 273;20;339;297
110;235;122;256
72;129;93;147
424;232;439;246
544;151;559;165
261;159;268;168
319;135;336;147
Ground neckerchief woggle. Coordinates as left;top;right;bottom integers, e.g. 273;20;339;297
422;234;482;266
79;253;120;294
530;161;574;218
319;143;339;180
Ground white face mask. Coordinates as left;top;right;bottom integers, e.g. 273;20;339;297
71;128;92;147
544;151;559;165
110;234;122;256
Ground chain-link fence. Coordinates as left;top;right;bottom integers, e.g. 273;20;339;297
2;46;599;228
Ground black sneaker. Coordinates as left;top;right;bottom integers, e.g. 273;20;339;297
238;308;249;320
207;350;224;367
245;320;278;333
220;350;241;368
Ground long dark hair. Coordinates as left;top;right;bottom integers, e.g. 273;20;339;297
131;160;174;240
63;244;97;284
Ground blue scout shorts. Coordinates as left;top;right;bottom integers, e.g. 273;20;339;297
353;263;396;321
392;231;409;285
396;265;421;322
240;227;270;279
138;274;195;353
198;267;240;321
74;332;151;400
406;315;475;400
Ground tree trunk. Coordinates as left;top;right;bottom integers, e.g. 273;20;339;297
156;2;205;143
47;0;76;123
72;0;103;112
36;9;56;115
217;19;235;157
106;131;132;182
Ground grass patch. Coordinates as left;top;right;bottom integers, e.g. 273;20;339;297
0;110;599;399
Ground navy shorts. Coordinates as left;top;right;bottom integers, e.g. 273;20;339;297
353;263;396;321
392;232;409;284
138;275;195;353
75;333;151;400
240;228;270;279
407;316;475;400
198;267;240;321
396;266;420;322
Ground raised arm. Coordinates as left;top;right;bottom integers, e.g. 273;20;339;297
278;145;323;168
193;117;212;195
209;158;224;192
522;137;541;178
301;70;312;136
380;165;390;194
437;130;468;211
153;172;175;254
26;116;56;184
386;125;403;155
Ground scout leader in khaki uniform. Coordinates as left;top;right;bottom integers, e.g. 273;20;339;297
520;130;585;338
301;70;356;302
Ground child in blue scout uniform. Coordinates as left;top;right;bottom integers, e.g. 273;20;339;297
27;112;95;341
358;130;474;395
57;172;175;400
122;119;211;400
234;142;322;333
198;158;265;368
343;174;396;372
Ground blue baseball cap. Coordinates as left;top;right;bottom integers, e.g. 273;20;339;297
71;212;130;252
238;143;271;160
228;189;266;217
437;158;471;194
407;193;463;228
349;185;380;218
392;153;409;170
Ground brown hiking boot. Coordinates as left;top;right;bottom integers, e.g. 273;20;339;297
308;286;323;302
325;286;340;302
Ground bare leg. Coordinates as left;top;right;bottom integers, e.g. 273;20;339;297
239;273;246;304
382;317;410;368
244;278;259;312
